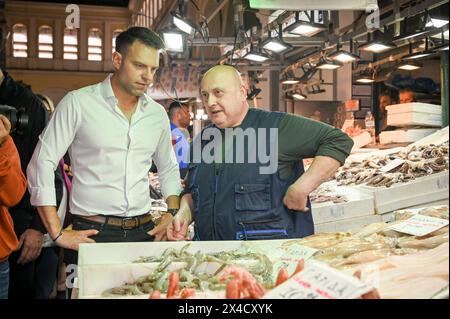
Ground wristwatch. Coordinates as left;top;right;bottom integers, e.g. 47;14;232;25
167;208;179;216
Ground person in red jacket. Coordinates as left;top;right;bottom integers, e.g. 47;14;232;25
0;115;27;299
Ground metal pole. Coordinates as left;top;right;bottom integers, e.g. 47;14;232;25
441;51;449;127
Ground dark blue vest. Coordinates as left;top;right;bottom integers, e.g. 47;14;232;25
189;108;314;240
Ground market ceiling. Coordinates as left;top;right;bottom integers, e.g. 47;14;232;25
13;0;130;7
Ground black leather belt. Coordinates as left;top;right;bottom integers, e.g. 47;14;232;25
76;214;153;230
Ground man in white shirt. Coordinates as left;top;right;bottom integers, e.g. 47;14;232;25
27;27;181;257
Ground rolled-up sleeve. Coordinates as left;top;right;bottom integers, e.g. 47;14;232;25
279;113;354;165
27;92;81;206
152;116;181;199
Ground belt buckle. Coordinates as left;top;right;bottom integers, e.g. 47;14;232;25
121;217;138;230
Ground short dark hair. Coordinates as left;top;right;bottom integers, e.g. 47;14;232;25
115;27;165;56
380;89;398;103
168;101;187;120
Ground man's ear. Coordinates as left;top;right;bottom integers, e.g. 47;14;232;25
112;51;122;70
239;84;247;102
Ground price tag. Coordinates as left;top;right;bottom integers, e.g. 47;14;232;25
330;206;345;219
264;261;373;299
436;175;449;190
389;214;449;237
272;245;318;281
379;158;405;173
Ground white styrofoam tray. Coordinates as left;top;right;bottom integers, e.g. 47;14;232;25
312;185;375;224
379;129;438;144
387;112;442;127
410;126;449;148
357;171;449;215
77;239;317;299
386;102;442;115
314;214;382;233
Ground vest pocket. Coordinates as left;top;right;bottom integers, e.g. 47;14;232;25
236;219;288;240
235;183;271;211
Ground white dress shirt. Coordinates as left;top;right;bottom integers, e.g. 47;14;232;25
27;75;181;217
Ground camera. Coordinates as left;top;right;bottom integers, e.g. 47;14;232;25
0;104;29;134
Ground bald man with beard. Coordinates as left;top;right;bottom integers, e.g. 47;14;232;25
167;65;354;241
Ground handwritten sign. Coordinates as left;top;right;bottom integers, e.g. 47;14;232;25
379;158;405;173
264;261;373;299
272;245;318;281
389;214;449;237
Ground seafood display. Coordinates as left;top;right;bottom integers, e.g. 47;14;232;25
308;206;449;271
335;142;449;187
89;206;448;299
310;186;348;204
354;242;449;299
101;244;273;297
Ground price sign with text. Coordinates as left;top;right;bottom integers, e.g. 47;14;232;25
264;261;373;299
389;214;449;237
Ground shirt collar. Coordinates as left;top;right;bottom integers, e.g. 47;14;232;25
100;74;152;110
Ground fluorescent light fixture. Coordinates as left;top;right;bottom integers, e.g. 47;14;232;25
292;93;307;100
393;29;432;42
243;51;270;62
282;78;300;84
329;50;360;63
201;114;208;120
426;18;449;28
397;60;422;70
261;37;292;53
197;108;204;116
162;31;184;53
285;21;326;37
356;75;374;83
316;59;343;70
434;43;449;51
359;41;396;53
402;51;435;60
432;30;449;40
171;12;197;36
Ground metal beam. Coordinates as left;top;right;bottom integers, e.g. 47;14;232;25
340;0;449;43
205;0;230;24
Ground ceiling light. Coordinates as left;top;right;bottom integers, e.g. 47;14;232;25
329;50;360;63
397;60;422;70
426;18;449;28
292;93;307;100
282;78;300;84
261;37;292;53
284;12;326;37
243;51;270;62
356;75;375;83
171;12;197;36
359;41;396;53
162;31;184;52
316;59;343;70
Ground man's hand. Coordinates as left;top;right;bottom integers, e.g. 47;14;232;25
0;115;11;145
283;183;310;212
16;229;44;265
55;229;98;251
167;212;190;241
148;213;173;241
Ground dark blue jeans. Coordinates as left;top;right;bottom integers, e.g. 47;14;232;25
0;260;9;299
64;215;156;266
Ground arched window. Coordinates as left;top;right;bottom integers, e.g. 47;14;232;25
112;29;123;54
88;28;102;61
12;24;27;58
38;25;53;59
64;27;78;60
